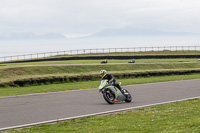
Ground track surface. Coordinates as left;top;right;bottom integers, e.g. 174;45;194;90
0;79;200;130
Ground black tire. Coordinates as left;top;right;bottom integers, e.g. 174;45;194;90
103;89;115;104
124;89;132;103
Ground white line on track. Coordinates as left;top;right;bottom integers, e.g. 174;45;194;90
1;95;200;131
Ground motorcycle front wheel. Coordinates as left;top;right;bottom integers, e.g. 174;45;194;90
103;89;115;104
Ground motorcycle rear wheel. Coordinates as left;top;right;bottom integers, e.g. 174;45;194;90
124;89;132;103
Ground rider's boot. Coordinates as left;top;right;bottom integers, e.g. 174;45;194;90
116;84;128;96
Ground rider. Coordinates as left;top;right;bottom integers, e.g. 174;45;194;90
100;69;123;91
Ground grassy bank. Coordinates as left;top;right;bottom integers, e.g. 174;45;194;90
2;58;199;66
0;74;200;97
0;62;200;83
1;50;200;64
5;98;200;133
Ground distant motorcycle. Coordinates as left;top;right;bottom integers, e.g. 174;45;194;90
128;59;135;63
101;59;108;64
98;80;132;104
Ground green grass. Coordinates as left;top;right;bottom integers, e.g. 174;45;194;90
5;98;200;133
2;58;199;66
0;74;200;97
1;50;200;64
0;62;200;83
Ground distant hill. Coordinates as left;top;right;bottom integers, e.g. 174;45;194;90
1;28;199;40
90;27;199;37
0;32;67;40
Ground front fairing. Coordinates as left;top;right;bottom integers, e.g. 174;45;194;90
99;80;109;92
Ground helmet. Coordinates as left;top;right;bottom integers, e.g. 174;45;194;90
100;69;107;78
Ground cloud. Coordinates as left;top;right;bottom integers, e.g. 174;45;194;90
0;0;200;38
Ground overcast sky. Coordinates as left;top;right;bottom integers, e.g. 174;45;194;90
1;0;200;38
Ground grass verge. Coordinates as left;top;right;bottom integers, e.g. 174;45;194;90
2;58;199;66
4;98;200;133
0;73;200;97
0;62;200;83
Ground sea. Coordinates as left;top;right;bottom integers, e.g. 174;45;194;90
0;36;200;61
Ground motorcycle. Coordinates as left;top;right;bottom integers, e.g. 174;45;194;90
98;80;132;104
128;59;135;63
101;59;108;64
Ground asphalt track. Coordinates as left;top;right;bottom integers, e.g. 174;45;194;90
0;79;200;131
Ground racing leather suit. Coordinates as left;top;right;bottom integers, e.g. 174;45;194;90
101;73;122;91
